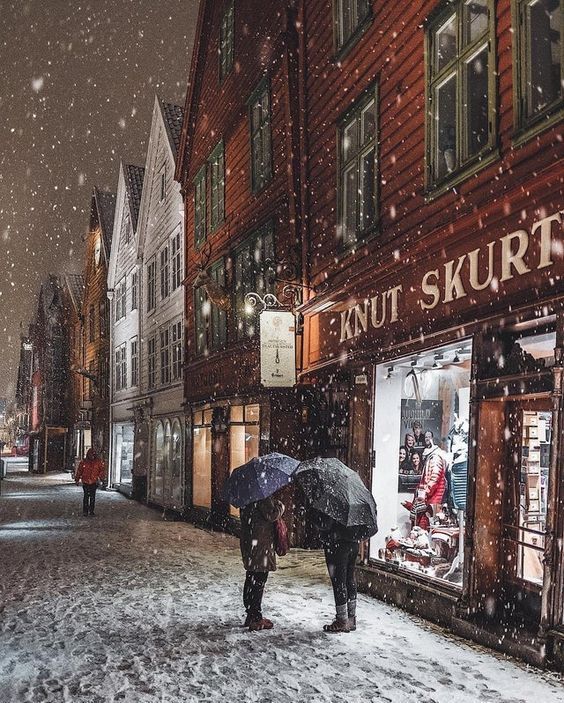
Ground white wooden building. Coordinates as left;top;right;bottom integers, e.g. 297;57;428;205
135;97;185;510
107;162;145;493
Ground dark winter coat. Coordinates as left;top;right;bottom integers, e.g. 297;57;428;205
310;509;364;545
240;496;285;573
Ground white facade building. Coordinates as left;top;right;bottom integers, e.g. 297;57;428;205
136;97;185;510
107;162;145;492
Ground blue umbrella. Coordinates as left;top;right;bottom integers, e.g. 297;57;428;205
224;452;299;508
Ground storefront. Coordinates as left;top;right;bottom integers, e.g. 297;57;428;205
112;422;134;487
148;416;185;512
300;203;564;667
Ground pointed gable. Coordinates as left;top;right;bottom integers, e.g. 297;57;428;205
92;188;117;258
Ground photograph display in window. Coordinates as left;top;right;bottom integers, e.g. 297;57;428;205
372;341;472;585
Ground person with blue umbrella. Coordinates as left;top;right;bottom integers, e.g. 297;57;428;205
225;452;299;631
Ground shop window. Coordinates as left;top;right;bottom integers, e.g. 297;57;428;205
193;412;212;508
514;0;562;135
335;0;371;52
338;88;378;248
229;403;260;516
249;80;272;192
171;419;183;509
234;223;275;339
114;423;134;484
372;340;473;586
427;0;495;188
219;0;234;81
153;421;165;499
209;141;225;231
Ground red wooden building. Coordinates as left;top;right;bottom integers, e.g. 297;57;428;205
176;0;308;532
298;0;563;668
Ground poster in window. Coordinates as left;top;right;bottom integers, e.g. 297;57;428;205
260;310;296;388
398;399;443;492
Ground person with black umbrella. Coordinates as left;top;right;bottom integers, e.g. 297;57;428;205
294;457;378;634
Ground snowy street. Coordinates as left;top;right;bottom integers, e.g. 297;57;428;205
0;468;562;703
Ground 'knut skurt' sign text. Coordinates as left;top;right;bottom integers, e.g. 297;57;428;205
340;210;563;343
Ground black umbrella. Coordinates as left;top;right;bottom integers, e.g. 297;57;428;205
294;457;378;538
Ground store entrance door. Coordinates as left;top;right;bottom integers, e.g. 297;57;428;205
501;397;550;625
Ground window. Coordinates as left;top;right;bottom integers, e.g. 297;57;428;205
249;80;272;192
148;336;157;389
160;167;166;202
147;259;157;312
115;280;127;321
130;337;138;387
335;0;371;50
427;0;495;186
171;232;182;290
338;88;378;247
171;320;183;381
131;271;138;311
160;245;170;300
193;411;212;508
115;344;127;391
234;223;275;339
514;0;562;133
209;142;225;231
229;404;260;516
195;258;228;355
371;340;473;587
194;166;207;247
160;326;171;385
88;305;95;342
219;0;235;80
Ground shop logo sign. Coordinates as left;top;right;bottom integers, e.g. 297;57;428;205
340;210;563;343
260;310;296;388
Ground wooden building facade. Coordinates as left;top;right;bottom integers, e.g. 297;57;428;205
297;0;564;668
176;0;308;532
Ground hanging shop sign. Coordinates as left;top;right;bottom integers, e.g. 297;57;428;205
260;310;296;387
338;209;563;344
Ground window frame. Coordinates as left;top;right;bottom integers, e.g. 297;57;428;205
115;343;127;392
512;0;564;144
130;337;138;387
160;326;171;385
131;270;138;311
208;141;226;232
147;335;157;390
194;257;228;356
233;222;275;340
171;231;183;290
333;0;373;57
248;78;273;193
336;84;379;250
147;258;157;313
160;244;170;300
219;0;235;82
425;0;498;196
171;320;183;381
194;165;207;248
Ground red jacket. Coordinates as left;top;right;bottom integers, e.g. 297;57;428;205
418;446;447;504
75;457;106;485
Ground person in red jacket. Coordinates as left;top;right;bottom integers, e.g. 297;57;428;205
75;448;106;517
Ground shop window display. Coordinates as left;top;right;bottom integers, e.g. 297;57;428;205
229;404;260;517
371;341;472;586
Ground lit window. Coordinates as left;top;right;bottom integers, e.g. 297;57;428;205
335;0;371;50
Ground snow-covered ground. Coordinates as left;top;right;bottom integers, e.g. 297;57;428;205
0;470;562;703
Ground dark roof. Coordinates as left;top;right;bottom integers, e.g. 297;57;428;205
65;273;85;313
93;188;117;255
124;164;145;231
160;101;184;159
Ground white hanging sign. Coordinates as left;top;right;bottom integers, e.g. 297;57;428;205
260;310;296;388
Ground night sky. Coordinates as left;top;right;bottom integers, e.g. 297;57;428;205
0;0;199;397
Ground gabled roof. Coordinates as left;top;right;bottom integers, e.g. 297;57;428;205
64;273;85;315
159;100;184;159
123;164;145;231
93;187;117;255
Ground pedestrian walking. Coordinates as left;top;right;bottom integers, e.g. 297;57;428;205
75;448;106;517
239;494;285;631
